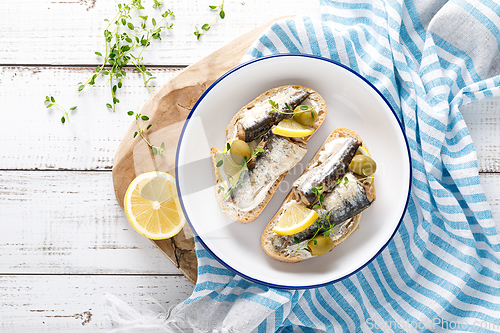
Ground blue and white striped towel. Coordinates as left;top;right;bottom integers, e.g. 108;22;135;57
114;1;500;332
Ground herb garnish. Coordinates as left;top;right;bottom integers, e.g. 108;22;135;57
128;110;165;155
44;96;77;124
268;100;316;120
216;143;264;199
78;0;175;112
292;186;337;253
194;0;226;40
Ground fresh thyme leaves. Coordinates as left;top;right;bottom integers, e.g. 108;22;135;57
337;174;374;185
128;110;165;155
152;0;163;8
215;144;263;200
44;96;77;124
336;176;350;185
78;0;175;112
252;146;265;157
194;0;225;40
268;100;316;121
292;186;336;254
268;99;293;115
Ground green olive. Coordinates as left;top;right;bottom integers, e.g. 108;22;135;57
307;234;334;256
349;155;377;176
293;105;318;126
229;139;251;164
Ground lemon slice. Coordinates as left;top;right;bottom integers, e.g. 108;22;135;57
272;119;315;138
356;146;371;157
124;171;186;240
272;202;319;236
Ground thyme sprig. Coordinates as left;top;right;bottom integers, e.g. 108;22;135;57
216;143;264;199
269;99;293;115
194;0;225;40
292;186;337;253
78;0;175;112
337;173;374;185
44;96;77;124
128;110;165;155
268;100;316;120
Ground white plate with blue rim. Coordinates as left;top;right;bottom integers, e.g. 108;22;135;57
176;54;411;289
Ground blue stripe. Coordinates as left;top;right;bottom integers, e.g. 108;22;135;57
257;319;267;333
270;24;302;53
258;34;281;55
453;0;500;52
314;289;348;331
325;284;362;328
291;299;316;328
303;17;321;56
181;4;500;331
286;19;303;49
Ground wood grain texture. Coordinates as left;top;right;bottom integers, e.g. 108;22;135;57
0;275;194;332
0;65;498;172
0;171;497;276
0;66;182;171
112;16;293;284
1;1;499;330
460;96;500;173
1;0;320;66
0;171;192;274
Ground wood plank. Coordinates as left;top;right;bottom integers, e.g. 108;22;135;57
0;171;191;274
1;66;498;172
0;66;182;170
0;274;194;332
480;173;500;230
0;169;498;276
1;0;320;66
460;96;500;173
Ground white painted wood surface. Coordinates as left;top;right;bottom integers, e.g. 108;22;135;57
0;0;498;332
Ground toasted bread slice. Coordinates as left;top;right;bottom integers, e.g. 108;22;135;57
211;85;327;223
261;128;376;262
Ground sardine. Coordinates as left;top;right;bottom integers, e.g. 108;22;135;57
228;132;307;211
293;137;361;205
273;173;373;250
237;90;310;142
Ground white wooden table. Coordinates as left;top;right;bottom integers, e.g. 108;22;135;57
1;1;498;331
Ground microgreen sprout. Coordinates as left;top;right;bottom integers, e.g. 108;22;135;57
128;110;165;155
44;96;77;124
78;0;175;112
194;0;225;40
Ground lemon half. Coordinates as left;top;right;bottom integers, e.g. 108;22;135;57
124;171;186;240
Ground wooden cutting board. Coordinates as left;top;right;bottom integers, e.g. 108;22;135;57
112;17;290;284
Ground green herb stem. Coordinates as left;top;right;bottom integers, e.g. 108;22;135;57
44;96;77;124
194;0;225;40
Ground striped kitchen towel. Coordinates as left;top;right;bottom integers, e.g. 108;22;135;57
162;1;500;332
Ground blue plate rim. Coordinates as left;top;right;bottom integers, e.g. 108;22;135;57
175;53;412;289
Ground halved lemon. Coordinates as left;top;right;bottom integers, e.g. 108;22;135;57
272;202;319;236
124;171;186;240
272;119;315;138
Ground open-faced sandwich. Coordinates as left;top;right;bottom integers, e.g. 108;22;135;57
261;128;377;262
210;85;327;223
